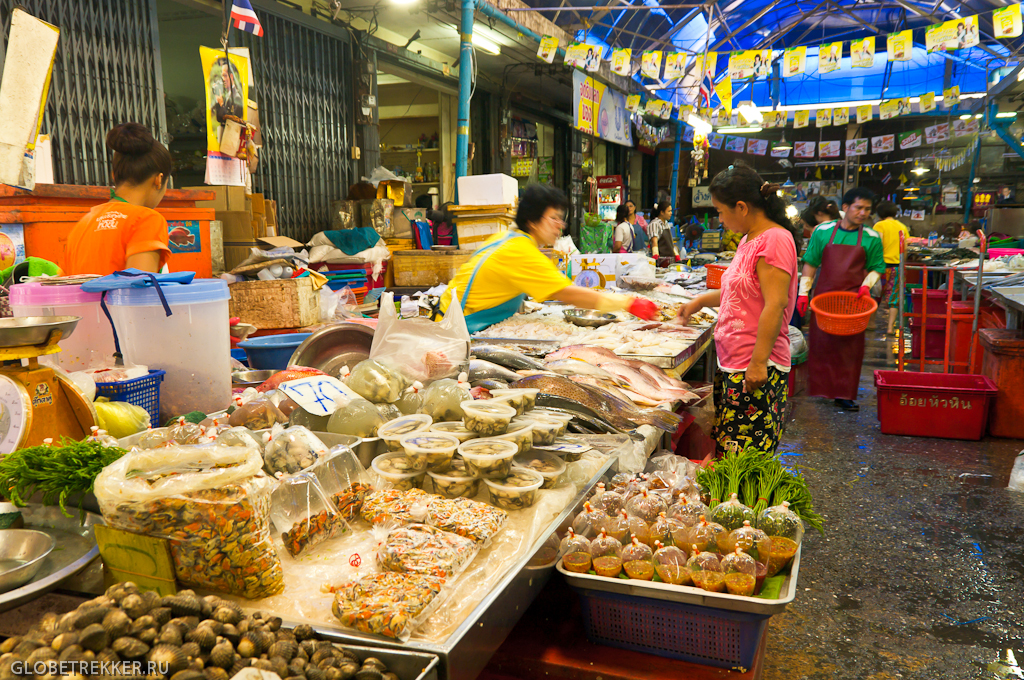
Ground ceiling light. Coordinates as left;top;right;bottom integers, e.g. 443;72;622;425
974;177;981;183
912;165;928;175
717;126;762;133
687;112;712;136
737;101;763;125
775;132;793;151
960;114;972;120
392;0;418;5
472;32;500;55
996;112;1018;118
974;114;983;119
785;205;799;218
782;178;795;188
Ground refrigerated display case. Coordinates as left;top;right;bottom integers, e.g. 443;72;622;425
596;175;623;221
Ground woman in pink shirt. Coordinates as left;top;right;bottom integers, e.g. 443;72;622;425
678;165;800;454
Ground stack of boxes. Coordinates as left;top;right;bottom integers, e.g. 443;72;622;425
189;186;279;272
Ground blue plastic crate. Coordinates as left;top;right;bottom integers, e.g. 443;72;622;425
94;370;166;426
575;587;769;669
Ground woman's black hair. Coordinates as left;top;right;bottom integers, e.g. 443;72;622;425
515;183;568;233
801;195;840;227
876;200;899;219
654;200;672;217
709;164;802;249
107;123;172;187
615;204;630;223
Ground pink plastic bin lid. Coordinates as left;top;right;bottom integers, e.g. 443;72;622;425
9;281;104;306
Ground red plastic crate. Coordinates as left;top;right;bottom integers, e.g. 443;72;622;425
873;370;997;440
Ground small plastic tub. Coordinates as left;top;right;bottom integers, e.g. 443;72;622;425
493;420;535;454
378;414;433;450
370;451;426;490
530;409;572;436
490;388;541;415
484;468;544;510
399;432;460;472
427;460;481;499
430;421;479;443
461;400;516;436
458;438;518;478
515;415;562;446
513;450;566;489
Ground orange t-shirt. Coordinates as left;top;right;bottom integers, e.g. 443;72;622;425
65;201;171;276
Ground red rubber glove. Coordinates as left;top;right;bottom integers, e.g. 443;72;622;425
857;286;870;298
628;298;659;321
796;295;809;316
674;254;681;263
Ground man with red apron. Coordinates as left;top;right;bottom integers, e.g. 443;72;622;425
796;188;885;411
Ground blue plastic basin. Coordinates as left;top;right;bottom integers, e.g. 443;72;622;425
237;333;312;370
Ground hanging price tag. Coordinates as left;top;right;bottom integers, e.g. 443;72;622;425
279;376;362;416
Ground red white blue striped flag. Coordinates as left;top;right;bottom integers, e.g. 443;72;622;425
231;0;264;36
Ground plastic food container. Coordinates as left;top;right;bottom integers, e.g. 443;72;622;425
108;280;231;420
398;432;460;472
531;409;572;436
10;282;115;371
370;451;426;490
516;415;562;445
378;414;433;450
489;388;540;416
429;421;479;443
493;420;534;454
512;450;565;489
484;468;544;510
457;438;518;478
427;460;481;499
461;400;516;436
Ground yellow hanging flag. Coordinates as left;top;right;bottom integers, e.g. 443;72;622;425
994;4;1023;38
716;76;732;114
794;110;810;128
815;167;822;179
887;30;912;61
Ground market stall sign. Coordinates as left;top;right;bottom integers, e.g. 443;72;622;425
95;524;177;596
279;376;363;416
571;70;634;146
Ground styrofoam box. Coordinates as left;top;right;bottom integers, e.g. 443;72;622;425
457;220;510;251
457;174;519;206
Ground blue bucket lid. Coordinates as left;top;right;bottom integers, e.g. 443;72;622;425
107;280;230;306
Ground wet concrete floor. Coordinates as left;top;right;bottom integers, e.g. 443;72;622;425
764;324;1024;679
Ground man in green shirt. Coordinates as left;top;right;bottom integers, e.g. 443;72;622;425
796;188;885;411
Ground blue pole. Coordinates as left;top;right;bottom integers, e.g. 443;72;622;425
456;0;475;181
476;1;564;60
670;118;683;219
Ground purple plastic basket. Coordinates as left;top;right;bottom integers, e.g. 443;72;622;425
94;370;165;426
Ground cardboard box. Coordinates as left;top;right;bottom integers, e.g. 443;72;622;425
359;199;394;238
219;211;255;241
265;200;277;227
224;244;256;271
189;185;247;212
331;200;358;230
393;207;426;239
246;192;266;216
456;174;519;207
230;277;319;329
210;220;225;276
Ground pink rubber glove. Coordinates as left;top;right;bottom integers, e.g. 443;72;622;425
857;286;870;298
628;298;659;321
796;295;809;316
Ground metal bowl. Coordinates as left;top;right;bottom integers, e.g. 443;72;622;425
288;322;375;377
0;529;55;593
0;316;81;348
563;309;618;327
232;369;276;387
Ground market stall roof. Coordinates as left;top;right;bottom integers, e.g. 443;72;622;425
516;0;1017;106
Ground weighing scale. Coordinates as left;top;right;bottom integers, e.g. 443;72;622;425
0;317;96;453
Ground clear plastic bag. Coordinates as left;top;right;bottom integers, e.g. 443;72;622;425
271;472;351;557
137;427;174;449
709;493;756;532
94;444;284;599
395;383;424;415
589;529;623;558
559;527;591;556
216;426;264;451
668;497;709;527
327;398;386;438
720;548;758;596
371;291;470;384
758;500;805;546
229;394;287;430
570;501;608;536
653;542;691;585
167;417;202;445
347;359;411;404
589;482;625;515
624;489;668;523
720;520;771;562
687;547;724;592
424;496;507;546
94;400;150;438
621;537;655;580
263;426;329;476
377;523;478;580
419;378;471;422
650;511;682;547
360;487;434;525
308;446;373;521
331;571;445;641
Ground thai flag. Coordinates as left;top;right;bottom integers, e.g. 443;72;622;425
882;171;892;184
231;0;264;36
700;68;715;108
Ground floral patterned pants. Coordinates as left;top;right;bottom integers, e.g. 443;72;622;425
712;367;788;455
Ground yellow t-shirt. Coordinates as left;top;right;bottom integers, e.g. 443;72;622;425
873;218;910;265
440;230;572;315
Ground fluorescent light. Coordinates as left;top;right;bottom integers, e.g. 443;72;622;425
472;32;500;55
392;0;417;5
687;112;712;136
974;114;983;119
960;114;973;120
737;102;763;125
757;92;984;112
997;112;1018;118
912;166;928;175
717;126;762;133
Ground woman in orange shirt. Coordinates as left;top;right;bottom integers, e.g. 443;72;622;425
66;123;173;275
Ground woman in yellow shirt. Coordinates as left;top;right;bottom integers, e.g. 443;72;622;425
442;185;656;333
873;200;910;335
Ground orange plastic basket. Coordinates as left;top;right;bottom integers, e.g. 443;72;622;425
810;291;878;336
705;263;728;289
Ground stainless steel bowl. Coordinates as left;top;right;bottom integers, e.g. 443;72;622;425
232;369;276;387
563;309;618;327
0;529;55;593
288;322;375;377
0;316;81;348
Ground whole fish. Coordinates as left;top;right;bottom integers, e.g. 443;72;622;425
638;363;689;391
472;345;547;371
598;362;697;403
471;378;509;391
549;344;685;388
568;376;669;407
530;397;622;434
513;375;683;432
544;359;629;385
469;359;521;383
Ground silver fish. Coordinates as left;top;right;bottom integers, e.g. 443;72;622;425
471;378;509;391
469;359;521;383
544;359;630;386
472;345;547;371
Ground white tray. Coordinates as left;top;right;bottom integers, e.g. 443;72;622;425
556;545;800;616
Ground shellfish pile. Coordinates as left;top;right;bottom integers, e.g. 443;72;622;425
0;582;405;680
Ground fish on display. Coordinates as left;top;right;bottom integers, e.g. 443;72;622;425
471;345;547;371
568;375;671;407
471;378;509;391
544;359;630;385
530;397;622;434
469;359;521;383
597;362;698;403
547;344;688;389
512;374;683;432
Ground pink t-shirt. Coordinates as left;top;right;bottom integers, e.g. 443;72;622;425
714;227;798;371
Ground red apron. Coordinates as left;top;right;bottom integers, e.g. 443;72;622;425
808;225;867;400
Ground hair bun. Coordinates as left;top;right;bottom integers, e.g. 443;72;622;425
106;122;155;157
760;182;781;198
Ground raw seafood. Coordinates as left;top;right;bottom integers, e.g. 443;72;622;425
544;359;630;385
256;366;326;392
347;360;410;403
532;398;622;434
331;571;443;640
512;375;683;432
263;427;329;476
361;488;433;524
471;378;509;391
371;452;427;490
484;469;543;510
477;313;577;340
425;496;508;543
548;344;690;391
598;362;698;403
377;524;478;579
378;414;433;450
469;359;521;383
327;399;386;437
568;376;669;408
458;438;518;478
471;345;546;371
419;378;471;421
427;460;481;499
461;401;516;436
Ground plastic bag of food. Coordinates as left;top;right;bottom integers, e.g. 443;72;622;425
395;382;424;415
720;547;758;596
288;405;331;432
621;537;655;580
687;546;724;592
668;497;709;527
94;443;284;598
361;488;434;525
271;472;351;557
377;522;478;580
256;366;326;393
347;359;411;404
652;541;691;585
263;426;329;476
327;399;386;438
94;399;150;438
589;482;625;515
331;571;445;641
308;445;373;521
570;501;608;536
371;291;470;384
167;416;202;445
624;489;668;523
229;394;287;430
650;511;682;547
708;493;756;532
589;529;624;578
424;496;507;546
137;427;174;449
216;426;264;452
419;378;471;422
86;426;120;448
757;500;805;546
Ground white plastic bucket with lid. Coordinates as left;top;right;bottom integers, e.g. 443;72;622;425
10;282;116;371
107;280;230;420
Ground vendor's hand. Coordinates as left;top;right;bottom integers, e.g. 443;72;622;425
796;295;809;316
628;298;659;321
857;285;870;298
676;299;701;325
744;362;768;393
